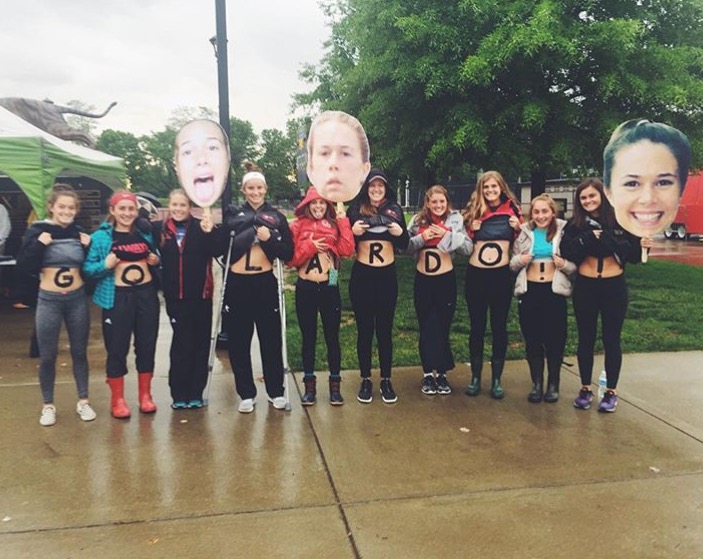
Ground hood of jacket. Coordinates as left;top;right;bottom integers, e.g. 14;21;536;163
351;168;397;209
294;186;336;218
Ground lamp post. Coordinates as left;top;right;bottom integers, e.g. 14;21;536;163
212;0;232;209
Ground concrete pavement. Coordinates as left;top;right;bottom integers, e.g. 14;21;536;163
1;300;702;558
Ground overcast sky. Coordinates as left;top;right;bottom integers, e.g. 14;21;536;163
0;0;329;136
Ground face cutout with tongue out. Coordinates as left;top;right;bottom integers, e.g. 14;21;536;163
174;119;231;208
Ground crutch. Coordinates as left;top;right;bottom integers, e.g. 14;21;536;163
204;230;235;406
276;258;292;411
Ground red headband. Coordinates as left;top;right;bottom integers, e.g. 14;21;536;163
109;191;138;207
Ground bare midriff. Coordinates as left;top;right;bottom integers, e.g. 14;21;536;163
298;250;332;282
230;244;273;274
356;239;395;267
40;266;84;293
469;239;511;269
416;248;453;276
526;259;556;282
114;260;153;287
578;255;623;278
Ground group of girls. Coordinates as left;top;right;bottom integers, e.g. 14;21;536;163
20;115;677;423
407;171;649;413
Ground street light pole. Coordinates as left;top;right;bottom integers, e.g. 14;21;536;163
214;0;232;209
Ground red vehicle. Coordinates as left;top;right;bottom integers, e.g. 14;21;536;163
665;173;703;240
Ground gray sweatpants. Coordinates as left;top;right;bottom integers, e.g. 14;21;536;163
35;287;90;403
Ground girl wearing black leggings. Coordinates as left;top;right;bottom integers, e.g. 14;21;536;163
221;162;293;414
348;169;409;404
511;194;576;403
407;185;470;396
560;179;645;413
462;171;523;399
287;187;355;405
83;190;161;419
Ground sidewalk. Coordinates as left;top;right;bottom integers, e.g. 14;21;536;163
1;301;702;558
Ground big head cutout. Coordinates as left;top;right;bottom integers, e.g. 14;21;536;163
174;119;231;208
306;111;371;203
603;119;691;239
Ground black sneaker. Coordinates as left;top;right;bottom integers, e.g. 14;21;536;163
357;378;373;403
380;378;398;404
421;375;437;395
436;374;452;395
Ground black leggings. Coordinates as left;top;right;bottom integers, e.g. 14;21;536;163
295;278;342;377
165;297;212;402
518;282;567;383
414;270;456;374
223;271;284;400
102;283;160;378
572;274;628;389
349;261;397;378
464;265;512;364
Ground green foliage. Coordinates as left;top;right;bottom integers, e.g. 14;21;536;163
284;255;703;372
297;0;703;188
258;128;298;202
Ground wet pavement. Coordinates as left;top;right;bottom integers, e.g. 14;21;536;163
651;236;703;266
1;300;703;558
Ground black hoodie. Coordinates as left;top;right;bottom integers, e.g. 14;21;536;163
347;169;409;251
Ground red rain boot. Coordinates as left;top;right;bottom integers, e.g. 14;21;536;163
138;372;157;413
106;377;131;419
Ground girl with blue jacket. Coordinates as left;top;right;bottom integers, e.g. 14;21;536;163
83;191;160;419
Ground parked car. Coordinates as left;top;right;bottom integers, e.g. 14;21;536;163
665;173;703;240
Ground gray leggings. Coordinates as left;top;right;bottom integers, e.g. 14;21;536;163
35;287;90;403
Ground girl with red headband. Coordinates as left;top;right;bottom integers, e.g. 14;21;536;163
83;190;161;419
286;187;355;405
408;185;470;396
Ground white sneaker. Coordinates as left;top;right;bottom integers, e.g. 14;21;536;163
238;398;255;413
76;401;97;422
268;396;287;410
39;405;57;426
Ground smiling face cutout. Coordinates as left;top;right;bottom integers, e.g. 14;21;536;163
174;119;231;208
606;140;681;237
603;119;690;237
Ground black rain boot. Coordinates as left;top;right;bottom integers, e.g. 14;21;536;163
301;376;317;406
527;356;544;403
329;377;344;406
490;359;505;399
465;357;483;397
544;358;561;403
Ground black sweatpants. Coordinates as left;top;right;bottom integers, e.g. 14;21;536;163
464;265;512;364
165;297;212;402
102;283;160;378
414;270;456;374
518;281;567;383
223;271;284;400
349;261;397;378
572;274;628;389
295;278;342;377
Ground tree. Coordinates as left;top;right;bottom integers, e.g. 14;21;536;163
258;128;298;201
297;0;703;192
64;99;98;137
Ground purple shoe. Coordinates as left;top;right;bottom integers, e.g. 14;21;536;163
573;388;594;410
598;390;618;413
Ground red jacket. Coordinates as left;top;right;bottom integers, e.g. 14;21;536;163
287;187;355;268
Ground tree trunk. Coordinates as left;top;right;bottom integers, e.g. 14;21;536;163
530;168;547;200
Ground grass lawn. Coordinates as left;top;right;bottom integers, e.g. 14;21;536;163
282;256;703;372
